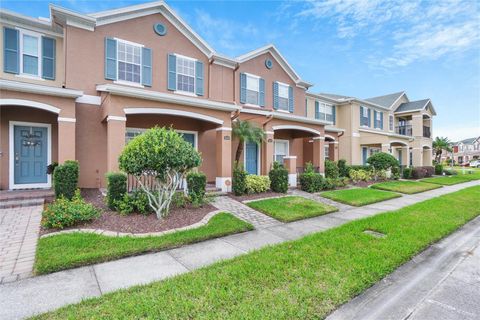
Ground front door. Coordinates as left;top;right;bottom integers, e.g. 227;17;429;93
13;125;48;186
245;142;258;175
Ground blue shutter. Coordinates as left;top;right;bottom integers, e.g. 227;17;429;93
380;112;384;129
367;108;371;127
167;54;176;91
332;105;336;124
141;47;152;87
373;110;377;128
288;86;294;113
3;27;19;74
42;37;55;80
195;60;204;96
360;106;364;125
315;101;319;119
273;82;279;110
240;73;246;103
104;37;117;80
259;78;265;107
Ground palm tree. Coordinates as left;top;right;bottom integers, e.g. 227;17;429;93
232;120;265;164
433;136;452;163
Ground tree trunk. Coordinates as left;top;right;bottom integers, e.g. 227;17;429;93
235;139;244;164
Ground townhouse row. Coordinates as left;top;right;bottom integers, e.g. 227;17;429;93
0;1;435;192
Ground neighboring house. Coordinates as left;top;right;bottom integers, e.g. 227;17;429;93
451;137;480;164
0;1;339;192
305;91;436;167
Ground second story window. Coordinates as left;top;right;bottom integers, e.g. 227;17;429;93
117;41;141;84
374;111;383;129
246;74;260;105
21;33;40;76
277;83;289;111
360;106;370;127
389;115;394;131
316;102;334;122
176;56;195;93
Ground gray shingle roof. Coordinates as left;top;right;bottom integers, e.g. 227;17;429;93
364;91;404;108
395;99;430;113
317;93;353;101
455;137;478;145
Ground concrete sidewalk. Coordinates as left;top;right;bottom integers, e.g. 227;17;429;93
0;180;478;319
327;215;480;320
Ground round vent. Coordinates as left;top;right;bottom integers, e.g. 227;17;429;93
153;23;167;36
265;58;273;69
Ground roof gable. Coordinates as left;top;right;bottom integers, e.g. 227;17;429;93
364;91;406;109
50;1;214;56
395;99;436;115
235;44;312;88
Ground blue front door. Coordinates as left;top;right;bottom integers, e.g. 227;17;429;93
14;125;48;185
245;142;258;175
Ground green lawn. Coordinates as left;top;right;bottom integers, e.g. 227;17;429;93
35;212;253;275
34;186;480;319
421;172;480;186
371;180;442;194
321;188;401;206
246;196;338;222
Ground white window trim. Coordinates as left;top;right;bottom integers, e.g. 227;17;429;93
389;114;394;132
243;141;261;175
273;139;289;162
18;28;42;78
116;38;143;86
317;101;334;123
174;53;197;96
245;73;260;106
277;82;290;111
9;121;52;190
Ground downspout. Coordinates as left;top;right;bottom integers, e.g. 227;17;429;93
208;57;214;99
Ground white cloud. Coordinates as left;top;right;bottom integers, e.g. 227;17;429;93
192;9;259;55
294;0;480;68
434;124;480;142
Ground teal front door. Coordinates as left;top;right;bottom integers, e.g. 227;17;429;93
245;142;258;175
13;125;48;185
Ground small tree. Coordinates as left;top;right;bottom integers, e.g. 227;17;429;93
232;120;265;163
119;127;201;219
433;137;452;163
367;152;399;170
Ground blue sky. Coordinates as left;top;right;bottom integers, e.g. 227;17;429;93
2;0;479;141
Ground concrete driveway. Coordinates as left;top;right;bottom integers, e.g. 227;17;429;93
327;216;480;320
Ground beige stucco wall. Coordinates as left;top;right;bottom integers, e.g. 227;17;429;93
0;23;65;88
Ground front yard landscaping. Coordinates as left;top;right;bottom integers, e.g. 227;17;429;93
421;171;480;185
320;188;401;206
371;180;442;194
34;186;480;319
246;196;338;222
35;212;252;275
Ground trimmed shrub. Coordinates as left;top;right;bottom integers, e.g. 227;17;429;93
411;167;427;179
299;172;323;193
402;167;412;179
376;169;388;181
391;166;400;180
187;172;207;205
444;169;457;176
269;162;288;193
106;172;127;209
367;152;399;170
348;165;371;176
434;164;443;175
349;169;373;183
245;175;270;194
325;160;339;179
41;190;99;229
115;190;154;215
233;165;247;196
53;160;79;200
338;159;349;178
172;192;188;209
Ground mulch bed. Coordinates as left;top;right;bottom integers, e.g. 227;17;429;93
40;189;216;235
228;191;287;202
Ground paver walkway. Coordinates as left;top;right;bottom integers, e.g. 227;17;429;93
0;180;478;319
0;205;42;284
212;196;282;228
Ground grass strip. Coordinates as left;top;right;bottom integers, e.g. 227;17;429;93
371;180;442;194
321;188;401;206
